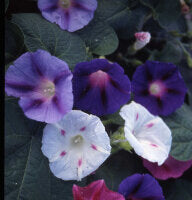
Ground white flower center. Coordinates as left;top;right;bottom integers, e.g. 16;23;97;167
40;80;55;98
149;81;165;97
71;135;84;148
59;0;71;9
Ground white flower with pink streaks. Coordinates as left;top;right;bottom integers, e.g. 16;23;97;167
120;101;172;165
134;32;151;50
41;110;111;181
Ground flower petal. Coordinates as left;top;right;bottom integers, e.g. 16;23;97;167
143;156;192;180
73;180;125;200
120;101;172;165
5;52;40;97
5;50;73;123
41;110;111;181
118;174;165;200
73;59;131;116
19;94;70;123
132;61;187;116
38;0;97;32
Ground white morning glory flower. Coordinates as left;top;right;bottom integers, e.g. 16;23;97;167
120;101;172;165
41;110;111;181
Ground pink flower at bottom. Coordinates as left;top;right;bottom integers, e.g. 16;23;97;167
73;180;125;200
143;155;192;180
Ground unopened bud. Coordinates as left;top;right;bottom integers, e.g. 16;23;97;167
133;32;151;50
180;0;190;14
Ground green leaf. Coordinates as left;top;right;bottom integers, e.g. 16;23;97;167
5;21;24;65
141;0;187;32
163;104;192;161
94;0;134;22
103;111;125;126
139;0;159;11
111;5;150;39
77;21;119;56
166;15;187;33
166;180;192;200
179;61;192;94
94;0;149;39
150;40;183;64
5;99;86;200
155;0;181;30
87;150;145;191
12;13;87;70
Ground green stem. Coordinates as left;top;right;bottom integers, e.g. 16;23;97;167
102;119;113;126
112;139;127;144
177;40;192;68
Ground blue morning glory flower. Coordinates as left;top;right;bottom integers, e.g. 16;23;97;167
73;59;131;116
132;61;187;116
118;173;165;200
38;0;97;32
5;50;73;123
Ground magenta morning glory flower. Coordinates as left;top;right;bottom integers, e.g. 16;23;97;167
132;61;187;116
143;155;192;180
73;180;125;200
73;59;131;116
118;174;165;200
38;0;97;32
5;50;73;123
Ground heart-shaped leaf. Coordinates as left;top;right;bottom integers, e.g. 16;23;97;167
12;13;87;70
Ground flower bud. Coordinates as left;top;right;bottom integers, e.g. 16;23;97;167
133;32;151;50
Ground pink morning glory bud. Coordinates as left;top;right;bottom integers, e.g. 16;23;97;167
134;32;151;50
180;0;190;14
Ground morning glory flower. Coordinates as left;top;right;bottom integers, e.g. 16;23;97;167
132;61;187;116
41;110;111;181
73;59;131;116
38;0;97;32
134;32;151;50
143;155;192;180
118;174;165;200
120;101;172;165
73;180;125;200
5;50;73;123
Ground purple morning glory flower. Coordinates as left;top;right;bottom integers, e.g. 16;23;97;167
132;61;187;116
73;59;131;116
38;0;97;32
143;155;192;180
118;173;165;200
5;49;73;123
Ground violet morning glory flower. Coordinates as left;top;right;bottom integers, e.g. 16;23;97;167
120;101;172;165
73;180;125;200
118;174;165;200
143;155;192;180
41;110;111;181
38;0;97;32
5;50;73;123
132;61;187;116
73;59;131;116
